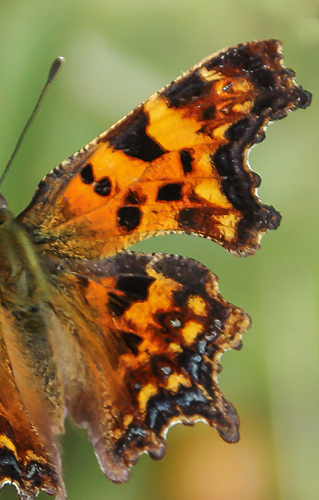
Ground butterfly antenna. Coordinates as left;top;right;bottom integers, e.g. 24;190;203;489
0;56;64;188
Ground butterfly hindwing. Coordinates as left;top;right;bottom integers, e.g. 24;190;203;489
50;252;250;481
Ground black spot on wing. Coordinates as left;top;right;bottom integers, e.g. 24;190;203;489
108;275;154;316
121;332;143;356
116;275;155;301
94;177;111;196
179;150;193;174
81;163;94;184
107;108;166;161
162;70;208;108
117;206;142;231
157;183;183;202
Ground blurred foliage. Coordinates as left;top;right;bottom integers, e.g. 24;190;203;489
0;1;318;500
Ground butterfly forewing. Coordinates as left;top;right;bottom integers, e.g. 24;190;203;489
18;40;310;259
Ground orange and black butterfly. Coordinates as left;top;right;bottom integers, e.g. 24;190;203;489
0;40;311;499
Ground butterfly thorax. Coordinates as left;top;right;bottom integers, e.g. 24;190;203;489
0;199;48;303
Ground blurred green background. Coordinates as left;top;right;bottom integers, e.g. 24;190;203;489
0;1;318;499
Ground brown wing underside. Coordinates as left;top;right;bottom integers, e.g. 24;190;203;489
18;40;311;259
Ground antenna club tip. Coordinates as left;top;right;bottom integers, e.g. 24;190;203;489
48;56;65;82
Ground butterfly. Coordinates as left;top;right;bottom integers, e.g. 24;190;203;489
0;39;311;499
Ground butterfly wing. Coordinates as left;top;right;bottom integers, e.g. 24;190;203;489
18;40;311;259
0;303;66;499
46;252;250;482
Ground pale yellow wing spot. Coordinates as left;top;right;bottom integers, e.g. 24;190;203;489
138;383;158;413
199;67;223;82
166;374;192;392
187;295;207;316
182;320;204;345
144;96;211;151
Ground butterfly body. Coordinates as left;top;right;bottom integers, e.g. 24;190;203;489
0;40;311;499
